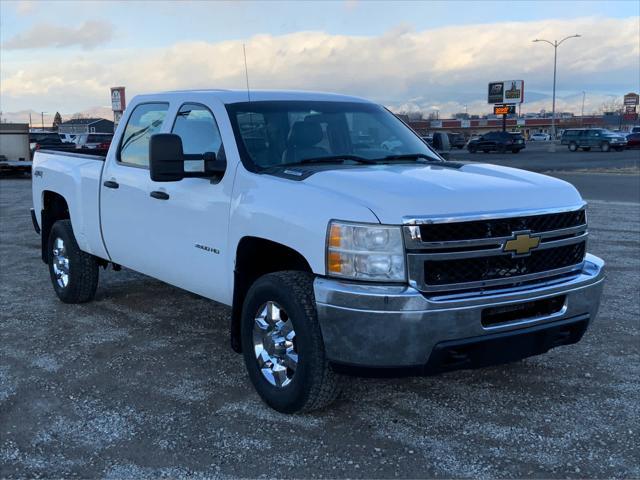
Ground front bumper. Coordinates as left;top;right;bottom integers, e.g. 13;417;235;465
314;253;604;370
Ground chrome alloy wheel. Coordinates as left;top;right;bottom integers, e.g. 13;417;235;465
52;237;70;288
252;301;298;388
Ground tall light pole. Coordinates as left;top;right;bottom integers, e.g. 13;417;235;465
581;91;586;125
41;112;47;131
532;34;581;139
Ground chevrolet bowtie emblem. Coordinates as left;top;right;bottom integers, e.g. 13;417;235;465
503;231;541;256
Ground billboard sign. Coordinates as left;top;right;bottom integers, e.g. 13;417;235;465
488;80;524;104
111;87;126;112
625;105;637;114
493;104;516;115
623;92;639;106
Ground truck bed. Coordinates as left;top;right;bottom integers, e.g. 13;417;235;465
32;149;110;261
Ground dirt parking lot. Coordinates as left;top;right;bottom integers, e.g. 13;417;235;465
1;175;638;479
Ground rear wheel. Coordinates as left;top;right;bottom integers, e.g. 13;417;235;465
512;148;520;153
601;142;611;152
568;142;578;152
48;220;99;303
241;271;341;413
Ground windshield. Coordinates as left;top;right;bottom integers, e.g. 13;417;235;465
226;101;440;169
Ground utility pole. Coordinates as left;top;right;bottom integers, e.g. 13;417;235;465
29;113;32;128
581;91;586;126
41;112;47;131
533;34;581;139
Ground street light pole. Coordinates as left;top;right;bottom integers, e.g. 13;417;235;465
41;112;47;131
532;34;581;139
581;91;586;125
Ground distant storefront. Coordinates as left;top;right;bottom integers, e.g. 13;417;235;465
407;115;638;139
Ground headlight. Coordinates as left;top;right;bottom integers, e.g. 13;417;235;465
326;221;406;282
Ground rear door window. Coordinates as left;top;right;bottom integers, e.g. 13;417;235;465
119;103;169;167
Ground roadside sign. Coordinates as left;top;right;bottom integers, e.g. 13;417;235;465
624;92;639;106
625;105;636;114
488;80;524;104
110;87;126;112
493;104;516;115
430;120;442;128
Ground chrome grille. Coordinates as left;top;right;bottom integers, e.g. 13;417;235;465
403;206;588;293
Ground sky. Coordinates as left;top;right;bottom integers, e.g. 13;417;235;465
1;0;639;124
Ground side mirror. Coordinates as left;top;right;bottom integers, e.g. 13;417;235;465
432;132;450;152
150;134;185;182
149;133;226;182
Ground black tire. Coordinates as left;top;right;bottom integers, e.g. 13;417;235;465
601;142;610;152
568;142;578;152
48;219;99;303
512;149;520;153
241;271;341;413
483;149;490;153
468;146;477;153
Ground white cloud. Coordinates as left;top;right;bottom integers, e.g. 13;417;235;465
2;20;113;50
1;16;637;119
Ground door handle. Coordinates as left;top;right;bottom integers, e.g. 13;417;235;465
103;180;119;189
150;191;170;200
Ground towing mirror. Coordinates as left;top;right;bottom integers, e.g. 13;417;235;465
432;132;450;152
149;133;226;182
149;134;186;182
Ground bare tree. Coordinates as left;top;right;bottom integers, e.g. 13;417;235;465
599;97;624;114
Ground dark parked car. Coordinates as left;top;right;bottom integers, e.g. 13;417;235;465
561;129;627;152
625;132;640;149
467;131;525;154
447;132;466;149
29;133;76;159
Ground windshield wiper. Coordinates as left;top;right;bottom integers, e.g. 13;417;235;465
374;153;442;163
290;155;377;166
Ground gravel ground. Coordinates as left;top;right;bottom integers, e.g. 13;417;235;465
1;177;639;479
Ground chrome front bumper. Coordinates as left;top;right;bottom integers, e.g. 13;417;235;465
314;253;605;368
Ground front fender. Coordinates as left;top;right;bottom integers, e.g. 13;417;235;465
228;168;379;275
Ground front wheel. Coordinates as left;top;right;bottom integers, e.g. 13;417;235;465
48;220;99;303
601;142;611;152
241;271;341;413
568;142;578;152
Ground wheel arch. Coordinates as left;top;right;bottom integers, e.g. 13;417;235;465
230;236;313;353
40;190;71;263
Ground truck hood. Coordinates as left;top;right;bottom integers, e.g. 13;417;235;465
302;163;583;224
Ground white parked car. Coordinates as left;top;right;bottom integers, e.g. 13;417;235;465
530;133;551;141
31;89;605;413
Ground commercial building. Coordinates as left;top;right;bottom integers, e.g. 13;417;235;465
407;114;639;139
58;118;114;135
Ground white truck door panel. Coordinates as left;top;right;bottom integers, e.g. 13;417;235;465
100;100;233;303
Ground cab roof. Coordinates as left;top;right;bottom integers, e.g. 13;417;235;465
133;89;372;105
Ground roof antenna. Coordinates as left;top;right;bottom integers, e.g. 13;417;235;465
243;43;251;102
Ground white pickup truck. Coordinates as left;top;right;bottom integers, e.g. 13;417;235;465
31;90;605;413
